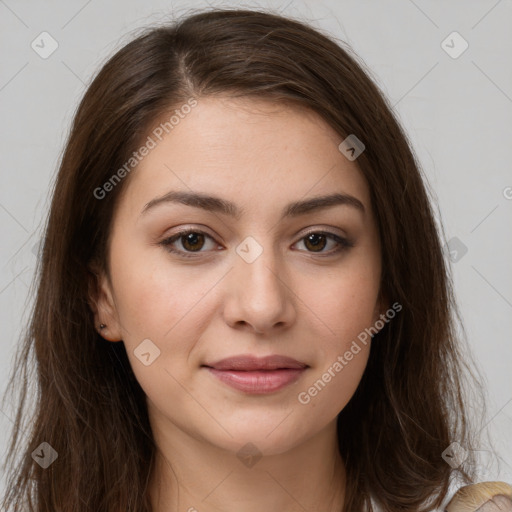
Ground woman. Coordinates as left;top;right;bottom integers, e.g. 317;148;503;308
1;7;505;512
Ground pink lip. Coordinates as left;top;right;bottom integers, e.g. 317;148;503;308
203;355;308;394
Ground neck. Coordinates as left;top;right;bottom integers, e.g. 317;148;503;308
149;416;346;512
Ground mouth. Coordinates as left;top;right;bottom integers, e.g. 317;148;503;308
202;354;309;394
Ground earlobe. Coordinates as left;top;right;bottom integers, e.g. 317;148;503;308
86;265;123;342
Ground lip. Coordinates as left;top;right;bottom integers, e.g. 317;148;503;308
203;355;308;394
205;354;307;371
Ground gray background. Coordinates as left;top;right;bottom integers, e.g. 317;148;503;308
1;0;511;494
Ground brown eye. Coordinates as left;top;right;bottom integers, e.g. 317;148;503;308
303;233;328;252
180;232;205;252
294;231;353;255
160;229;353;259
160;229;218;258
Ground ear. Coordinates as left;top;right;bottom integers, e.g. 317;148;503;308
87;263;123;342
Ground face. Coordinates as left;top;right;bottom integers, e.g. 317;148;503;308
91;96;385;457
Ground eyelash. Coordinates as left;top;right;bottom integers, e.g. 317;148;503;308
159;228;354;259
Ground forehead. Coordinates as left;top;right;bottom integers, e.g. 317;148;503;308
116;96;372;221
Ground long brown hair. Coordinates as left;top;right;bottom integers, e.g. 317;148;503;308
1;7;485;511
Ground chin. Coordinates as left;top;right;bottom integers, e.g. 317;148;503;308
201;418;314;459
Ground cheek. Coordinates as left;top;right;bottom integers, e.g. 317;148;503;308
293;255;378;411
301;258;381;346
109;237;208;336
312;284;378;339
296;278;373;416
110;253;207;402
109;240;228;390
296;346;370;421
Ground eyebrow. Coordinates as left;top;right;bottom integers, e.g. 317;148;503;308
141;190;365;219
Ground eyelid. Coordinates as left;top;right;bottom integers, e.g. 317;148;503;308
159;228;220;259
159;226;353;258
294;229;354;255
298;225;349;240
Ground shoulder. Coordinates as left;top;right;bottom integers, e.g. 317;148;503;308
369;481;512;511
445;481;512;511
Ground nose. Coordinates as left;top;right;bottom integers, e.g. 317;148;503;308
222;244;296;335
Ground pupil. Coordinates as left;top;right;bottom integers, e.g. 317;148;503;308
183;233;204;251
306;233;326;252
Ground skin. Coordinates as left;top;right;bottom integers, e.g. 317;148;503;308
477;496;512;511
90;96;387;512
